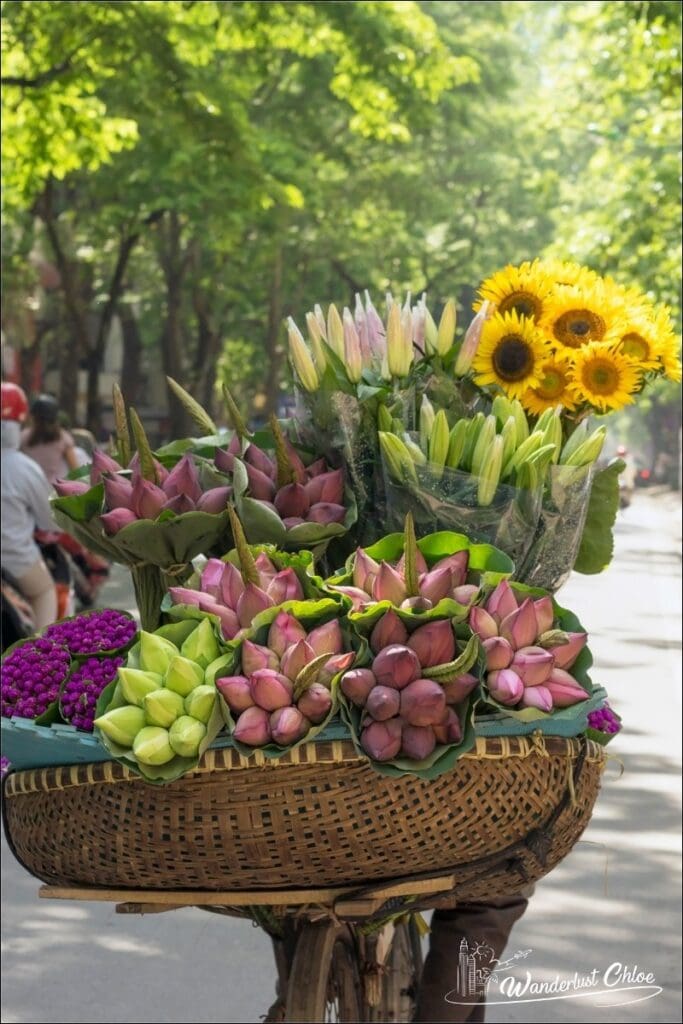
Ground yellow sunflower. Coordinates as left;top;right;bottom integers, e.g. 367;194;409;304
650;305;682;382
475;262;554;323
569;343;642;413
535;258;600;290
610;313;663;372
521;354;579;416
473;310;551;399
541;280;627;350
602;276;655;320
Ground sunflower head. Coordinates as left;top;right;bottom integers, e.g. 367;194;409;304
611;314;662;372
535;258;600;290
568;342;643;413
649;305;682;382
475;262;554;323
541;280;627;350
521;354;579;417
473;310;551;399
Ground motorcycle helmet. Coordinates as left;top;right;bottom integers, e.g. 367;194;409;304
616;445;628;456
31;393;60;423
0;382;29;423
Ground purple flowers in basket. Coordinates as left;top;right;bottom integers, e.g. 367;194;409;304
587;703;622;737
44;609;137;655
61;656;124;731
1;639;71;719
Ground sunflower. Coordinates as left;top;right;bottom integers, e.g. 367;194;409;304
610;313;663;372
521;354;579;416
475;262;554;323
472;310;551;399
569;343;642;413
535;258;600;290
650;305;682;383
541;280;627;350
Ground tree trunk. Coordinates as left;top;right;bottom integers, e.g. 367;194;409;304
158;212;193;438
118;304;143;408
263;245;283;416
192;284;223;420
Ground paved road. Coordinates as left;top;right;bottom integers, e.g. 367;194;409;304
2;489;681;1023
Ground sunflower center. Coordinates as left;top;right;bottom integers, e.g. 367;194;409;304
582;358;619;395
620;333;650;361
499;291;542;321
553;309;606;347
536;366;567;399
492;335;535;381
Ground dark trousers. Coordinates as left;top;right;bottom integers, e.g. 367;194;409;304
413;889;533;1023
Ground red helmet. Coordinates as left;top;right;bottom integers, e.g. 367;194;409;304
616;445;628;456
1;381;29;422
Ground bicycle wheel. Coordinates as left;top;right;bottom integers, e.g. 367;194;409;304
366;917;424;1023
285;920;363;1023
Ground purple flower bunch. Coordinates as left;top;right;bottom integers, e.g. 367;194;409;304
61;656;124;731
44;609;137;656
1;639;71;719
0;756;11;778
587;703;621;737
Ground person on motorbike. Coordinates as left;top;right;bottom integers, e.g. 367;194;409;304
20;392;80;485
1;382;58;630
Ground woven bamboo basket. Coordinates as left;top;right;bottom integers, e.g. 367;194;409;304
2;735;605;903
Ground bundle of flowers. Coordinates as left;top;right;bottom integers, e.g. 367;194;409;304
44;608;137;656
1;638;71;723
586;702;622;745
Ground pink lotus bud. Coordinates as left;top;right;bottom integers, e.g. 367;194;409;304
547;632;588;671
433;708;463;745
499;599;539;650
196;486;232;514
340;668;376;706
534;596;555;637
162;493;195;514
274;482;310;518
242;640;279;676
433;551;469;589
545;668;589;708
101;507;138;534
511;646;554;686
267;568;304;604
400;596;433;612
370;610;408;654
441;673;479;705
419;566;453;606
396;547;428;577
408;621;456;668
168;586;202;608
220;561;245;608
129;452;169;483
102;472;134;510
246;463;277;502
201;558;227;598
487;668;524;706
131;475;167;520
163;453;202;502
372;644;421;689
283;517;306;528
483;636;514;671
280;640;316;681
317;651;355;686
353;548;380;593
54;478;90;497
373;562;407;605
453;584;480;606
306;620;343;657
366;685;401;721
90;449;123;484
401;724;437;760
305;468;344;506
245;444;275;477
216;675;254;713
305;457;328;479
469;606;499;641
267;612;307;658
236;583;275;628
330;585;371;612
215;447;236;474
360;718;403;761
270;706;309;745
519;685;553;712
485;580;519;623
284;439;307;483
400;679;447;727
254;551;277;585
250;669;294;711
306;502;345;524
196;595;241;639
296;683;332;724
233;705;271;746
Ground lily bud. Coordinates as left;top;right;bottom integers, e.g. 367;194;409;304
180;618;219;668
519;686;553;712
94;706;145;747
216;675;254;713
370;610;408;654
242;640;279;676
511;646;554;686
499;599;539;650
288;317;320;392
168;586;202;608
101;508;138;534
469;606;499;641
270;706;309;746
201;558;227;599
143;688;185;728
164;655;205;697
139;631;179;676
246;463;277;502
268;612;307;658
386;302;412;378
343;307;363;383
307;502;346;524
305;468;344;506
453;584;479;606
90;449;123;485
326;303;345;361
184;685;217;724
280;640;316;682
419;396;436;449
340;668;376;706
296;683;333;724
400;679;447;727
306;311;328;374
408;621;456;668
482;636;514;671
168;716;207;758
419;566;453;606
534;596;555;637
236;583;276;629
234;705;271;746
432;708;463;745
306;620;343;657
454;301;490;376
274;482;310;519
423;303;438;356
402;724;437;760
354;293;372;365
220;561;245;608
53;477;91;498
545;668;589;707
485;580;519;623
267;568;305;604
250;669;294;711
441;673;478;705
436;298;456;356
365;291;386;359
373;562;408;605
118;668;164;707
487;668;524;706
353;548;380;594
361;718;403;761
373;644;421;689
163;453;202;503
547;632;588;670
133;726;175;765
366;685;401;721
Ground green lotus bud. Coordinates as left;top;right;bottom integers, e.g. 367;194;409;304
165;655;205;696
460;412;485;472
184;685;216;724
471;415;498;477
143;688;185;728
94;706;146;747
428;410;450;477
117;668;164;708
133;726;175;766
168;715;207;758
478;435;504;507
379;432;419;484
180;617;219;669
138;631;179;675
446;420;468;469
419;396;435;450
500;416;518;469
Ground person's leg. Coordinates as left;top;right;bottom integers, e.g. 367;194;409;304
17;559;57;629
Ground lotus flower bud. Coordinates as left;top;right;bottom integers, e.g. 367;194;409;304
196;486;232;514
132;726;175;765
419;566;453;606
353;548;380;594
246;463;277;502
184;685;216;724
129;452;169;483
519;686;553;712
270;706;309;746
534;596;555;637
511;646;554;686
282;439;307;484
163;453;202;502
236;583;276;629
168;586;202;608
242;640;279;676
254;550;281;579
234;705;271;746
267;568;304;604
485;580;519;623
98;471;132;511
307;502;346;524
361;718;403;761
331;585;371;611
164;655;205;697
441;673;479;705
469;606;499;641
131;475;167;520
250;669;294;711
545;668;589;708
401;724;437;761
499;599;539;650
305;457;328;479
118;668;164;707
162;493;196;515
304;469;344;507
282;516;304;528
547;632;588;670
370;610;408;654
366;685;401;721
90;449;123;484
215;446;236;474
433;707;463;744
139;631;179;676
482;636;514;671
274;483;310;519
296;683;333;724
101;508;138;534
168;716;206;758
216;675;254;713
400;596;433;612
372;644;421;689
487;668;524;706
316;652;355;687
202;558;228;599
180;618;219;668
94;706;146;747
280;640;316;682
396;546;429;580
268;612;307;658
453;584;479;606
196;596;241;641
400;679;447;726
52;478;90;498
373;562;408;605
143;688;185;728
408;621;456;668
306;620;343;657
339;666;376;707
245;444;275;477
220;561;245;608
434;551;470;589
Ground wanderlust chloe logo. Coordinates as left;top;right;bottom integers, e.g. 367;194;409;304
446;940;662;1008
